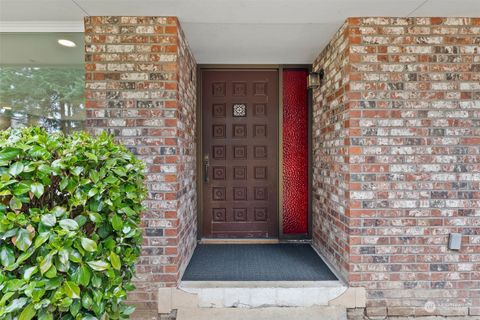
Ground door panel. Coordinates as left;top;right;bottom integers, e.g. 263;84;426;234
202;70;278;238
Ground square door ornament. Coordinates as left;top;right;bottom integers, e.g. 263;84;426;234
233;187;247;200
233;166;247;180
233;208;247;221
233;104;246;117
212;82;226;96
254;104;266;116
233;145;247;159
212;104;226;117
212;187;226;201
212;208;226;221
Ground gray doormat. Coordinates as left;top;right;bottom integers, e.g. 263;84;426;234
182;244;338;281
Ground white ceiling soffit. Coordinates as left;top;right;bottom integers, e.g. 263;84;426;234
0;0;479;63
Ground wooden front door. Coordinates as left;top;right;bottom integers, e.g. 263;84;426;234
202;70;279;238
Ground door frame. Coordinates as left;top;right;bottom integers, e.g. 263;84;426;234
196;64;312;240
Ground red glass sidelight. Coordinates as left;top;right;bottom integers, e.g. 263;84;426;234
282;69;309;234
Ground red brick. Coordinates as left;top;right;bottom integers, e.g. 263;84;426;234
84;16;197;310
312;17;479;319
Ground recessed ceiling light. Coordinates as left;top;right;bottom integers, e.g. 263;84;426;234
57;39;76;47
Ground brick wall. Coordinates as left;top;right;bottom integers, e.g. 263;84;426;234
312;21;351;280
312;17;480;317
175;26;197;281
84;16;197;310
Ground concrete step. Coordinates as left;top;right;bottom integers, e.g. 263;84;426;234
176;306;347;320
179;281;348;308
158;284;366;314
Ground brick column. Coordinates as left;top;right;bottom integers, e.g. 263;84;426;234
311;22;351;280
84;16;197;310
313;17;480;317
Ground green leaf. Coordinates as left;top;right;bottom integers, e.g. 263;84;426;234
71;166;84;176
70;300;81;316
59;297;73;308
0;246;15;267
59;219;79;231
13;182;31;195
69;249;82;263
19;303;36;320
121;206;136;216
15;228;33;251
59;177;68;190
91;273;102;288
63;281;80;299
104;237;116;250
74;215;87;227
0;228;18;240
52;206;67;217
9;196;22;210
24;266;38;281
41;214;56;227
0;189;11;196
111;214;123;231
31;287;46;301
0;147;21;161
34;232;49;248
59;248;69;265
38;311;53;320
78;265;91;286
87;188;98;197
81;293;93;309
9;162;24;176
110;251;121;270
90;170;99;183
40;253;53;275
0;292;15;307
122;305;136;315
5;297;28;313
104;175;119;184
81;237;97;252
85;152;98;162
16;247;35;264
87;260;110;271
0;179;16;189
113;167;127;176
29;145;48;158
22;164;35;173
31;182;44;198
43;277;62;290
45;264;57;278
88;212;103;223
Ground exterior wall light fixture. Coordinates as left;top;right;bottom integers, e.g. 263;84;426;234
307;69;324;89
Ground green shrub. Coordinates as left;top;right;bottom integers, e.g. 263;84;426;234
0;127;146;319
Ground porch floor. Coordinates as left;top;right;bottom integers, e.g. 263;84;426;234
182;244;338;281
